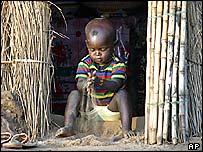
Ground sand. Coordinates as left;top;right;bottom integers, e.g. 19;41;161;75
1;91;202;151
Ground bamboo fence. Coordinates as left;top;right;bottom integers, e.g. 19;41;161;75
145;1;202;145
1;1;54;140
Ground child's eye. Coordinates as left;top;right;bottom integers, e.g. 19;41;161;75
100;48;107;51
89;49;95;52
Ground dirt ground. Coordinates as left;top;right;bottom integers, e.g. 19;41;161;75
1;91;202;151
1;133;202;151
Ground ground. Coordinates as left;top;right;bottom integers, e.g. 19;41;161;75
1;134;202;151
1;91;202;151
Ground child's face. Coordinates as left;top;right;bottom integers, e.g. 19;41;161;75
85;31;115;65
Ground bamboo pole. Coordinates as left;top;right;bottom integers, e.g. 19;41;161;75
171;1;182;145
150;1;163;145
163;1;176;143
148;1;157;144
178;1;187;143
145;1;152;144
157;1;169;145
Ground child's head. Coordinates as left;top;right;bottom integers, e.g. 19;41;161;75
85;18;116;64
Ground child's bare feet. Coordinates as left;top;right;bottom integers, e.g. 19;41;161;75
55;125;75;137
123;130;136;139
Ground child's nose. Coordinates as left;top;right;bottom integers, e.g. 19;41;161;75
95;50;101;56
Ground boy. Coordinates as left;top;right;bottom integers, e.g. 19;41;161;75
55;18;135;139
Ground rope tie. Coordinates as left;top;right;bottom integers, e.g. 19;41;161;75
145;100;187;106
148;10;185;19
1;59;53;65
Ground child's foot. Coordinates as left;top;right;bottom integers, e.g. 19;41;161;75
123;130;136;139
55;125;75;137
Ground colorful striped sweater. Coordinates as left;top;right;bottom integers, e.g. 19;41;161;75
75;54;126;106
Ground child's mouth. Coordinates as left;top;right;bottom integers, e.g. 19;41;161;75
95;57;102;60
95;58;102;63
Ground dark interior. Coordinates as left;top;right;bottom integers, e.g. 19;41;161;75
50;1;147;117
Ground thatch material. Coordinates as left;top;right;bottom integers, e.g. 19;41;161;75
186;1;202;137
1;1;54;140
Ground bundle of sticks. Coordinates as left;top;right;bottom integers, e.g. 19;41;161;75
1;1;54;140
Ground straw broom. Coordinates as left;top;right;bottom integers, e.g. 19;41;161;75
171;1;182;145
163;1;176;142
145;1;152;144
148;1;157;144
178;1;187;143
150;1;163;145
157;1;169;145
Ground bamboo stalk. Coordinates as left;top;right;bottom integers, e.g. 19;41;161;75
157;1;169;145
171;1;182;145
148;1;157;144
145;1;152;144
163;1;176;143
178;1;187;143
150;1;163;145
179;1;187;142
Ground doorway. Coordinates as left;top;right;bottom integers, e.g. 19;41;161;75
50;1;147;117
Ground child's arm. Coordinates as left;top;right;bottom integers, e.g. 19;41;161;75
87;71;124;92
94;77;124;92
77;71;124;93
76;78;87;92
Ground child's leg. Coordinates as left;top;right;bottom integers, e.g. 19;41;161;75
55;90;81;137
108;89;135;138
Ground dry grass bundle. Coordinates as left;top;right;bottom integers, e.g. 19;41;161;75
186;1;202;138
1;1;54;140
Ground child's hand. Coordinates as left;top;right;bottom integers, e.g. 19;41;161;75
86;71;97;94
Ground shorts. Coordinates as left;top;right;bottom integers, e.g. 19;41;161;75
79;105;120;121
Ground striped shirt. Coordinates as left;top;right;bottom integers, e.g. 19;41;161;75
75;54;126;106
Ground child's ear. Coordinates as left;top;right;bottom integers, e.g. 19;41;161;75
85;40;88;45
